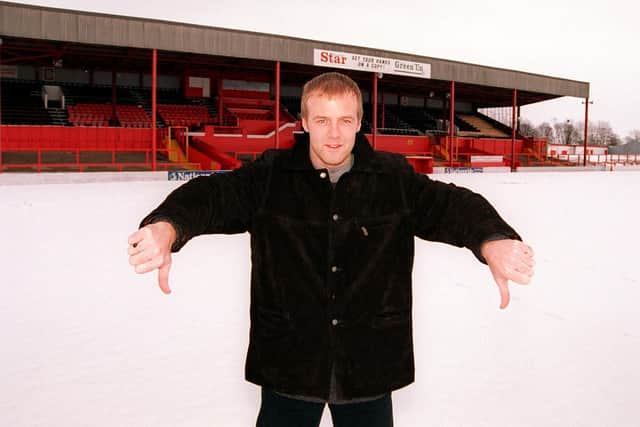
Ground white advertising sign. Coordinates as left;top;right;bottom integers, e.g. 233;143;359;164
471;155;504;163
314;49;431;79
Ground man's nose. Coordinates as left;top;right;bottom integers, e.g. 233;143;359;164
328;121;340;137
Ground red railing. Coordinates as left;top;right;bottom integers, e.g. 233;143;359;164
0;124;563;173
551;153;640;165
0;125;199;172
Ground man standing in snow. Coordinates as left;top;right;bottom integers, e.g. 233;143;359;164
128;72;534;426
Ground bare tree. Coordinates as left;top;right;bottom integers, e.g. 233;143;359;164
607;135;622;146
526;118;623;147
535;122;554;142
582;120;620;146
518;118;536;137
553;120;580;145
625;129;640;145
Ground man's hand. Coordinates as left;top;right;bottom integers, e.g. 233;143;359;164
128;221;177;294
481;239;535;309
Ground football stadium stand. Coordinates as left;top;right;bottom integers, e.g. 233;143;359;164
3;1;625;174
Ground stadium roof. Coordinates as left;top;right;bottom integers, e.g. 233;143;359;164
0;1;589;107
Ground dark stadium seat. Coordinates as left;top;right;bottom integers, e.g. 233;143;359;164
67;103;112;126
157;104;211;128
116;105;151;128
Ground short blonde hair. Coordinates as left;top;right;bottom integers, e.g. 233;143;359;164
300;72;363;120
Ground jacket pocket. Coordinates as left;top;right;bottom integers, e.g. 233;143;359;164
254;306;293;339
354;215;397;238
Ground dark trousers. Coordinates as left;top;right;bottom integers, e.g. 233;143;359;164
256;388;394;427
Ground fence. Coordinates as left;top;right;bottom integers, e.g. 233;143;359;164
0;125;199;172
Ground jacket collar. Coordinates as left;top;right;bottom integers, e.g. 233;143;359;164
284;132;382;172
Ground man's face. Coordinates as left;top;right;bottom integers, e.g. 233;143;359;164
302;91;362;170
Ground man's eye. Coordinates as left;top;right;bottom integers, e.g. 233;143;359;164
343;119;352;125
317;119;326;125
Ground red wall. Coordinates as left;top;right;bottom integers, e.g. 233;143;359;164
1;125;153;151
364;134;432;154
463;138;523;154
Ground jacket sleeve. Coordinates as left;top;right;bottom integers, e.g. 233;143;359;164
402;162;521;264
139;151;274;252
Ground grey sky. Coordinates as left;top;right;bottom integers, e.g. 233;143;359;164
10;0;640;137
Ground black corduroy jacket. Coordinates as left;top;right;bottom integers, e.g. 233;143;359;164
141;132;520;400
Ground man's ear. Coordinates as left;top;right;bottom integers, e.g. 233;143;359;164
356;119;362;133
301;117;309;132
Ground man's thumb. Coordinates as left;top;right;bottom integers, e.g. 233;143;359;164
158;263;172;294
496;275;510;310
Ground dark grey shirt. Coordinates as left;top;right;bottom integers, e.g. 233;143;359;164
327;154;354;185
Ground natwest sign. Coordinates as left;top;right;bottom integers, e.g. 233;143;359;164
314;48;431;79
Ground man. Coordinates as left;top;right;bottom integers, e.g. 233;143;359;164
128;72;535;426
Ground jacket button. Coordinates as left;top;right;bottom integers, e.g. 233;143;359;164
332;213;339;221
319;172;327;179
331;293;336;300
331;265;338;273
331;318;339;326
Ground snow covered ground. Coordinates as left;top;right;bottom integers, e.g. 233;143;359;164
1;170;638;426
